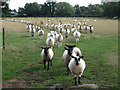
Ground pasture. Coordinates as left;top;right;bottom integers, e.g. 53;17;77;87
1;17;118;89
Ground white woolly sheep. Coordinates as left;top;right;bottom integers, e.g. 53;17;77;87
56;33;63;48
38;29;44;39
46;37;55;47
78;25;83;32
64;28;70;38
89;25;94;33
36;25;40;31
84;25;88;33
63;44;82;75
46;23;50;28
69;55;86;85
73;30;81;43
26;24;31;32
58;27;64;34
29;24;36;37
71;24;76;28
71;27;77;33
41;47;54;70
78;22;81;25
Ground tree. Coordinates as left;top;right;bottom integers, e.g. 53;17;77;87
74;5;81;16
1;1;10;16
55;2;75;17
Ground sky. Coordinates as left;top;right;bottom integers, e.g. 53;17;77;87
9;0;101;11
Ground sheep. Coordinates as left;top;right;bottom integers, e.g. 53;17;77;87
26;24;31;32
47;32;56;40
89;25;94;33
64;28;70;38
46;37;55;47
29;24;36;37
63;24;67;29
94;20;96;22
78;25;83;32
58;27;64;34
65;44;82;57
83;21;87;25
46;23;50;28
51;24;55;29
56;33;63;48
41;46;54;70
73;30;81;43
36;25;40;31
63;44;82;75
71;27;77;33
38;29;44;39
78;22;81;25
84;25;88;33
63;45;76;75
69;55;86;85
71;24;76;28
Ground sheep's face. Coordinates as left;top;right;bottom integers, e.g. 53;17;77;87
71;56;84;66
41;47;51;56
64;47;73;56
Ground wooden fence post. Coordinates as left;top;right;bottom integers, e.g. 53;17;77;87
3;28;5;50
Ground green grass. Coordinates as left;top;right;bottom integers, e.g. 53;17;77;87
2;31;118;89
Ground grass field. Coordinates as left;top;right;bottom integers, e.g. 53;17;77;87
1;17;119;89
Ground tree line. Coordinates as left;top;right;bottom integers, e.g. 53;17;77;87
1;1;120;18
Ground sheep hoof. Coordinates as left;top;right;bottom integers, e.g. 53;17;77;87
78;80;81;84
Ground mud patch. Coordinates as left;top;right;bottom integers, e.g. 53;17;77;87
2;79;27;88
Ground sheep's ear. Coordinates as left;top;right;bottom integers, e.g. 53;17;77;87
73;45;76;47
80;56;84;58
71;55;75;58
65;44;69;47
64;47;68;50
41;47;44;49
48;46;51;49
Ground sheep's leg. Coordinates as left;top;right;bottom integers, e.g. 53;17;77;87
78;77;81;84
74;75;77;85
78;73;83;84
44;60;46;69
50;59;52;66
47;60;50;70
66;64;69;75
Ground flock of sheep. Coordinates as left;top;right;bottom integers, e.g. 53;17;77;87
25;18;95;85
4;18;95;85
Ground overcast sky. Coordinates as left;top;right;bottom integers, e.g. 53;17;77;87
9;0;101;11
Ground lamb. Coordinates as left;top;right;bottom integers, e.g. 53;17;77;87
78;25;83;32
56;33;63;48
46;37;55;47
73;30;81;43
41;46;54;70
38;29;44;39
64;28;70;38
63;44;82;75
69;55;86;85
